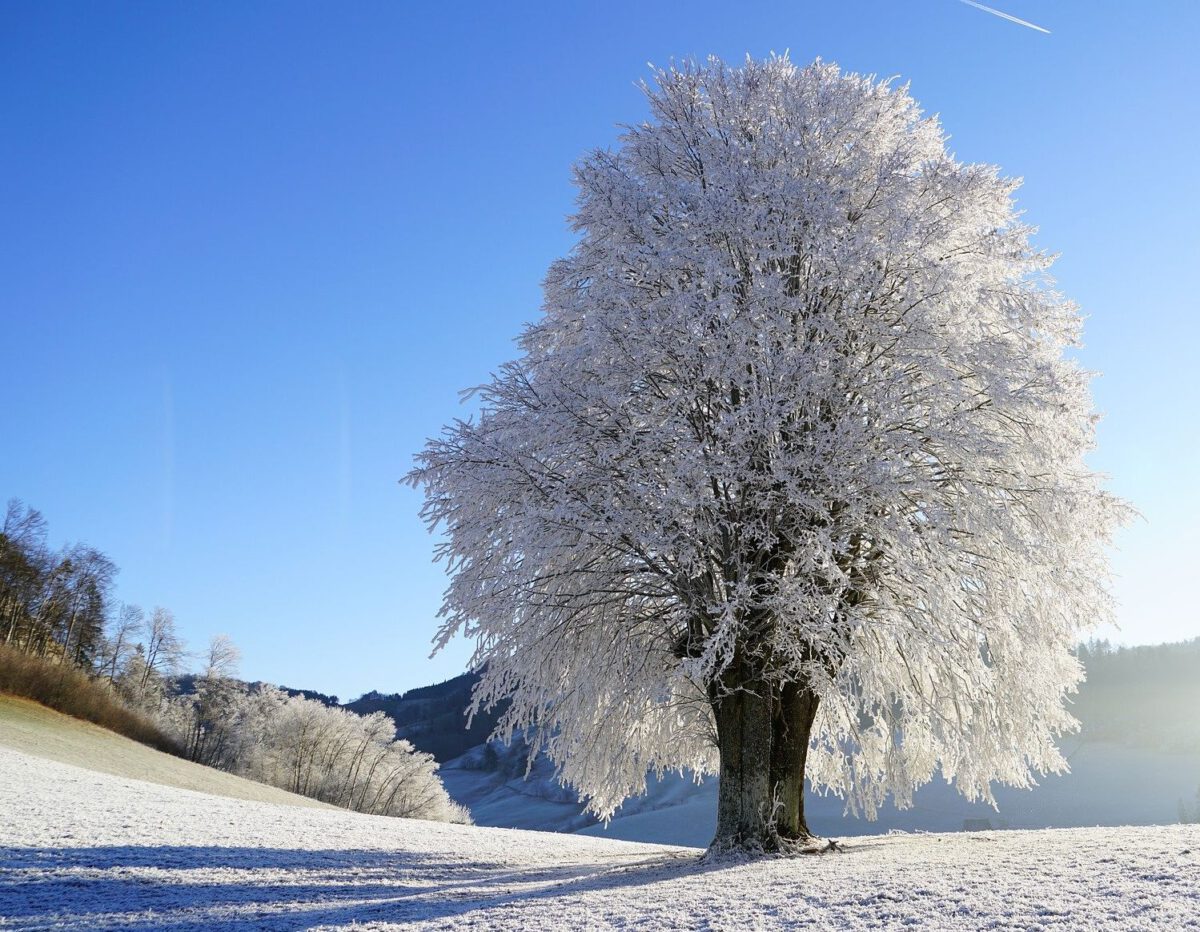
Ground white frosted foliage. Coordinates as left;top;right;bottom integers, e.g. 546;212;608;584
410;56;1126;822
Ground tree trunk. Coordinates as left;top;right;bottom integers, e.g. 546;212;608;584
710;662;777;854
710;665;821;855
770;681;820;842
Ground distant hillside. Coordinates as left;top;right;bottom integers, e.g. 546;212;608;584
1073;638;1200;751
343;672;505;762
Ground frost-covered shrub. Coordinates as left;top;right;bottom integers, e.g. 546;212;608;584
169;682;470;824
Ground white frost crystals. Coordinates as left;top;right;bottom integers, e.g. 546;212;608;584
408;55;1127;848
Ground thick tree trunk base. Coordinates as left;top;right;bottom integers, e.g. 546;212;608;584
703;831;836;861
708;671;823;858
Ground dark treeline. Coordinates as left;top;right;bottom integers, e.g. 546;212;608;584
347;672;505;762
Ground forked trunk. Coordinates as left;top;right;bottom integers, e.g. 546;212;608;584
709;671;821;855
710;665;776;854
770;681;820;842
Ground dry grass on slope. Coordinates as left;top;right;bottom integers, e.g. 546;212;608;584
0;694;333;809
0;644;178;753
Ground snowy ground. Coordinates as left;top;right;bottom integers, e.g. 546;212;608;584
2;744;1199;930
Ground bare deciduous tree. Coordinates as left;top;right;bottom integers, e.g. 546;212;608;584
139;607;186;694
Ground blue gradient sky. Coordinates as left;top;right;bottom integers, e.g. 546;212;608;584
2;2;1196;700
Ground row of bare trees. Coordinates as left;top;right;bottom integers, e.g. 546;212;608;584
1;499;188;696
2;500;116;665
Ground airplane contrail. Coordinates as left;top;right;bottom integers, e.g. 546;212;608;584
958;0;1051;34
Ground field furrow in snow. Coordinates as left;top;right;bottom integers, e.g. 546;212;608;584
2;745;1198;930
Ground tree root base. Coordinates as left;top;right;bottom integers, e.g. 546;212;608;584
703;834;843;861
793;837;842;855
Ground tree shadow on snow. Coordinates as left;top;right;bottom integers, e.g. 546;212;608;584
0;842;732;929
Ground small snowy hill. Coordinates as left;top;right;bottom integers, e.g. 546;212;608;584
0;695;331;810
2;742;1197;930
438;738;593;833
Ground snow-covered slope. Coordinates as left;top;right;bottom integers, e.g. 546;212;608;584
0;695;331;810
437;741;593;833
1;744;1197;930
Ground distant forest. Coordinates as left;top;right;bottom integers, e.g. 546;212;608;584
1073;638;1200;751
346;674;504;762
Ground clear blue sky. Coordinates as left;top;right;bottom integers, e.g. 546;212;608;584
2;2;1196;700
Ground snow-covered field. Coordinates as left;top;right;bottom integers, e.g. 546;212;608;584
2;742;1199;930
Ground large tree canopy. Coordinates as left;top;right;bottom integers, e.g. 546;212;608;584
410;56;1125;853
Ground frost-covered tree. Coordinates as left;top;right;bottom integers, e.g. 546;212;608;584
410;56;1125;854
232;686;470;823
98;604;144;685
180;635;244;766
138;607;186;693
